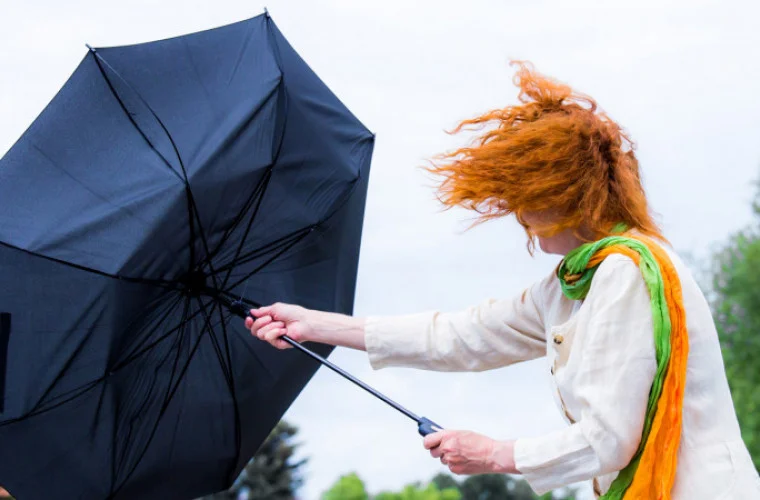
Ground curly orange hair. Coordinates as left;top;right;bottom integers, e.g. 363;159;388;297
427;61;664;251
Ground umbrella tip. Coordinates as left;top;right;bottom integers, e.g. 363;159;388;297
85;43;96;53
264;7;270;17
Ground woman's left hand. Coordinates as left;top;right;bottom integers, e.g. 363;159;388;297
423;430;518;475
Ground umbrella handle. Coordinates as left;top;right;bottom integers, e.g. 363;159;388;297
418;417;444;437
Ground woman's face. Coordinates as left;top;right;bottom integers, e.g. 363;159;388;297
521;211;585;256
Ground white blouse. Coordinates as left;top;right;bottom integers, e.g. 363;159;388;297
364;244;760;498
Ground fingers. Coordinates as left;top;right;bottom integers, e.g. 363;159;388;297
251;315;274;333
424;431;467;473
257;324;288;349
257;321;285;341
248;315;279;338
246;315;270;337
272;338;292;350
250;306;273;318
449;464;467;475
263;324;286;342
246;312;287;346
423;431;445;450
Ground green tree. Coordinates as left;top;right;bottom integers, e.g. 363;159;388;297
711;185;760;469
430;474;459;492
322;473;370;500
203;421;306;500
374;483;460;500
432;473;575;500
322;475;459;500
459;474;511;500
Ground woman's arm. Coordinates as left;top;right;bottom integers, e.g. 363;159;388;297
419;256;657;491
247;273;551;372
363;287;547;372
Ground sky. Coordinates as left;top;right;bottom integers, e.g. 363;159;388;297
2;1;760;499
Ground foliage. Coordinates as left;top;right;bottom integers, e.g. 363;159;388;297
202;421;306;500
710;183;760;469
374;482;461;500
322;473;370;500
323;472;576;500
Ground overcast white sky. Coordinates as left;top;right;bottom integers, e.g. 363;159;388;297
3;1;760;499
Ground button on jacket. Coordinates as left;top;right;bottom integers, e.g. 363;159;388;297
364;243;760;498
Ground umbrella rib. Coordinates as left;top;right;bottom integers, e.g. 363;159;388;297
215;169;365;290
0;239;176;289
212;53;290;291
195;298;243;478
209;169;274;285
206;167;271;263
88;50;184;183
110;292;187;371
108;296;220;500
223;227;314;293
206;298;243;479
111;294;189;491
112;297;192;479
218;235;307;289
110;296;203;372
0;379;101;427
218;179;273;291
210;224;312;277
161;295;193;409
27;301;111;415
195;298;232;384
94;48;210;273
192;298;243;478
214;76;289;282
29;143;168;236
0;292;183;427
89;48;220;286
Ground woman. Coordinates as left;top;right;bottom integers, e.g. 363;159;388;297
245;63;760;499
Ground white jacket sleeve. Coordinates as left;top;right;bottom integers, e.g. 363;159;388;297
363;275;550;372
513;255;657;494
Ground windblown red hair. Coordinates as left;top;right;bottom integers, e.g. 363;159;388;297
427;61;664;250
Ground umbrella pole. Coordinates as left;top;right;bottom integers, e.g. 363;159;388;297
223;298;442;436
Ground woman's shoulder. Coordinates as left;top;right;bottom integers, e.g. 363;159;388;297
590;237;703;301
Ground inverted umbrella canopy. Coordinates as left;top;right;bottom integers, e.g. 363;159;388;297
0;13;374;499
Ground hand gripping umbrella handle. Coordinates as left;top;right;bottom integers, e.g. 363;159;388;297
417;417;444;437
224;299;442;437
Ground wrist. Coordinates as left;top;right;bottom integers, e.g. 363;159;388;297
489;439;518;474
309;310;364;345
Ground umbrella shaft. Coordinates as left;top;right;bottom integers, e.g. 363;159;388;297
279;335;422;423
222;296;422;424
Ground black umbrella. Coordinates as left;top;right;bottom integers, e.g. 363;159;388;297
0;12;439;500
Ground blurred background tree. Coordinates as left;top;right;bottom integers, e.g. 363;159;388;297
202;420;305;500
322;472;575;499
373;482;461;500
710;182;760;470
322;473;370;500
433;473;573;500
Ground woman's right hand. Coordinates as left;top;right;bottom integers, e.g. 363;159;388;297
245;303;314;350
